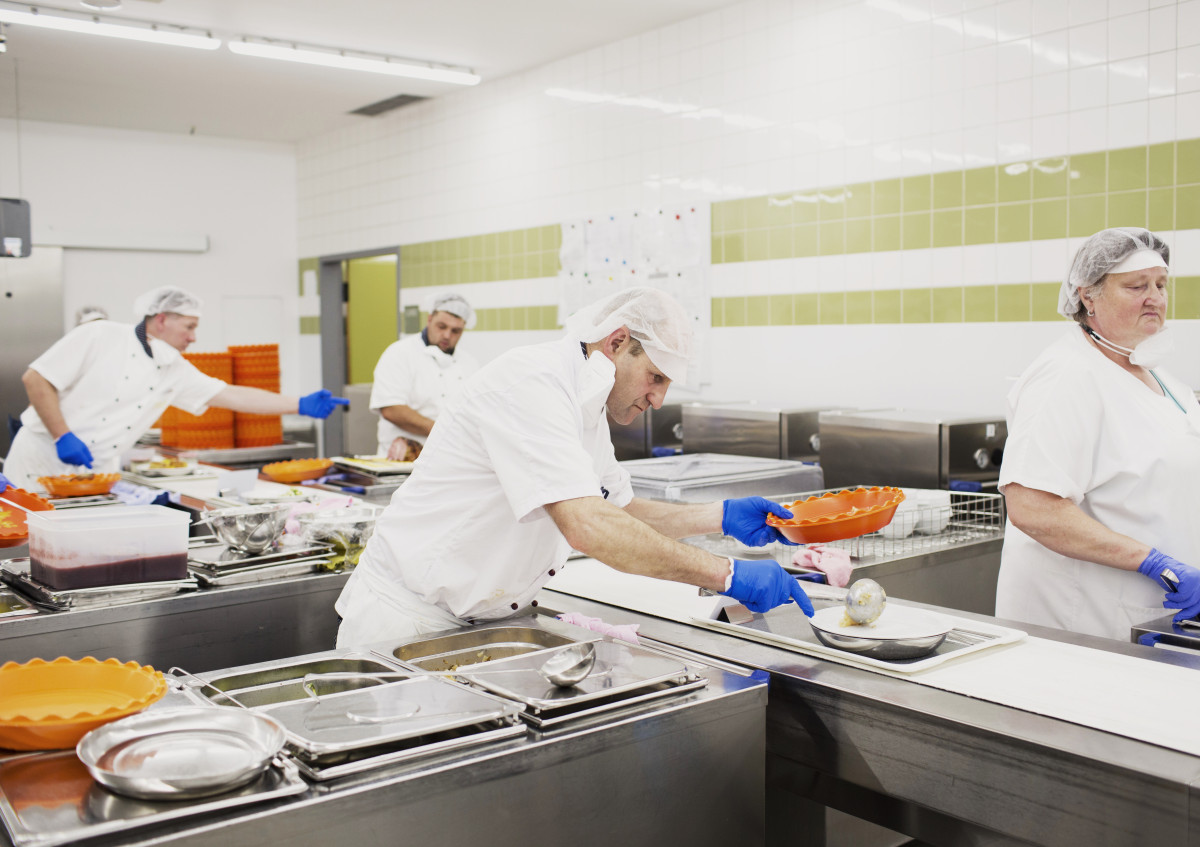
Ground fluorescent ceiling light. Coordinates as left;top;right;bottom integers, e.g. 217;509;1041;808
228;38;480;86
0;2;219;49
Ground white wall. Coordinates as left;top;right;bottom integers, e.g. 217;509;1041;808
295;0;1200;417
0;119;308;396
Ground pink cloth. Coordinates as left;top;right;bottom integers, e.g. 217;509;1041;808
556;612;640;644
791;545;853;588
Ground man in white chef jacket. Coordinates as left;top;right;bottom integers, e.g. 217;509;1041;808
336;287;813;647
3;285;348;489
369;293;479;460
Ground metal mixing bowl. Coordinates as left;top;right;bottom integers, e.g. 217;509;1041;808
204;503;291;553
809;626;947;660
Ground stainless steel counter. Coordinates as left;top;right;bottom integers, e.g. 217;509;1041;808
0;571;349;672
0;630;768;847
538;591;1200;847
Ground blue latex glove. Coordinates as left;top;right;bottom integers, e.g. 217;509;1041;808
0;472;10;492
722;496;797;547
1138;548;1200;623
298;389;350;419
55;432;93;468
722;559;814;615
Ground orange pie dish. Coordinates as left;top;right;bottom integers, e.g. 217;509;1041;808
261;458;333;484
767;486;906;544
0;656;167;751
37;473;121;499
0;487;54;549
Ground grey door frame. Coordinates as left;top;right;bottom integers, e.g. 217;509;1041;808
316;246;400;457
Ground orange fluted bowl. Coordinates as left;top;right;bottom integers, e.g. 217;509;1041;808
767;487;906;544
261;458;333;484
0;486;55;548
37;473;121;498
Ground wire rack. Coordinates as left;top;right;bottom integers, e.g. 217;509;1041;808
681;487;1005;566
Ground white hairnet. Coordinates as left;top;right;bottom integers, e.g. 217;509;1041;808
428;292;476;330
564;287;693;383
75;306;108;325
1059;228;1170;318
133;286;204;319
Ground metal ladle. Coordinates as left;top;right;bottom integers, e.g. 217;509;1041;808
844;578;887;625
302;642;601;695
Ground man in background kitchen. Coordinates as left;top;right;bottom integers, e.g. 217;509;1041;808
996;227;1200;640
2;285;349;489
369;292;479;460
336;286;812;647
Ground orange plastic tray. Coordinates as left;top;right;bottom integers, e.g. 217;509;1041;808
0;657;167;751
37;473;121;499
767;487;906;544
261;458;333;484
0;487;55;548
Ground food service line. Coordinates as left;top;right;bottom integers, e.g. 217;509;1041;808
536;587;1200;847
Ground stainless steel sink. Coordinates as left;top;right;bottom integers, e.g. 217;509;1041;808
199;656;407;708
392;626;576;671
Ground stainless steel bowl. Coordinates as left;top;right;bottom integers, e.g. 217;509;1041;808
204;503;290;553
76;707;286;800
809;626;947;660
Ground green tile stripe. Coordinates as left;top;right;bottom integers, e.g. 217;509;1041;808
712;139;1200;262
417;306;561;332
299;315;321;335
402;225;563;286
713;277;1200;326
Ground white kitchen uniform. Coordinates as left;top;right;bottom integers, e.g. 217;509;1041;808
336;337;633;647
996;327;1200;640
4;320;226;488
369;333;478;454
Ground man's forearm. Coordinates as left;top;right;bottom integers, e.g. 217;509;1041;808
209;385;299;415
623;497;723;539
548;496;730;591
22;369;70;438
379;404;434;436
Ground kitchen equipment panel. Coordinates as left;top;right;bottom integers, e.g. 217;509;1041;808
621;452;824;502
817;409;1007;490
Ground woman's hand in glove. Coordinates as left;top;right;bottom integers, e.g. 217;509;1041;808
1138;548;1200;623
298;389;350;419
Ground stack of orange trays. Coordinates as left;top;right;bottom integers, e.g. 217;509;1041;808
168;352;236;449
230;344;282;448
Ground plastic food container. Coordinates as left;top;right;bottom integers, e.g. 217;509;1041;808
295;506;382;571
27;505;190;590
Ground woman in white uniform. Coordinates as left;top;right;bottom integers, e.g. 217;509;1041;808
4;286;348;489
336;287;813;647
996;228;1200;640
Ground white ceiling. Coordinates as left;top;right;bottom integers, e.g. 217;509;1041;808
0;0;739;144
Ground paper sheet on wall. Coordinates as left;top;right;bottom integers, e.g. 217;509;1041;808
558;204;711;390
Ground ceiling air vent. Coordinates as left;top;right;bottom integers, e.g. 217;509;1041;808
350;94;428;117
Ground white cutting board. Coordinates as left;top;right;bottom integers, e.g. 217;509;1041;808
543;558;732;623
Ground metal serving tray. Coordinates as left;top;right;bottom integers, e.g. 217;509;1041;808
0;559;198;611
179;653;524;765
0;588;37;619
187;541;333;571
0;750;306;847
189;557;335;587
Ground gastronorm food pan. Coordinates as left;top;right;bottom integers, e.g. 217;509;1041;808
76;707;286;800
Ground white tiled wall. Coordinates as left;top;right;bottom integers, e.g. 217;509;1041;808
297;0;1200;412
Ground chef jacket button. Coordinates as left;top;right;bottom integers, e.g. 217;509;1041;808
531;600;538;607
510;602;519;610
548;569;556;576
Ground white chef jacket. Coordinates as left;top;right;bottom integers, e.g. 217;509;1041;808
4;320;226;488
996;326;1200;640
336;337;633;647
369;333;478;454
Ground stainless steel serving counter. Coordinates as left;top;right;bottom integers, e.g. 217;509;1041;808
537;590;1200;847
0;624;768;847
0;571;348;671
